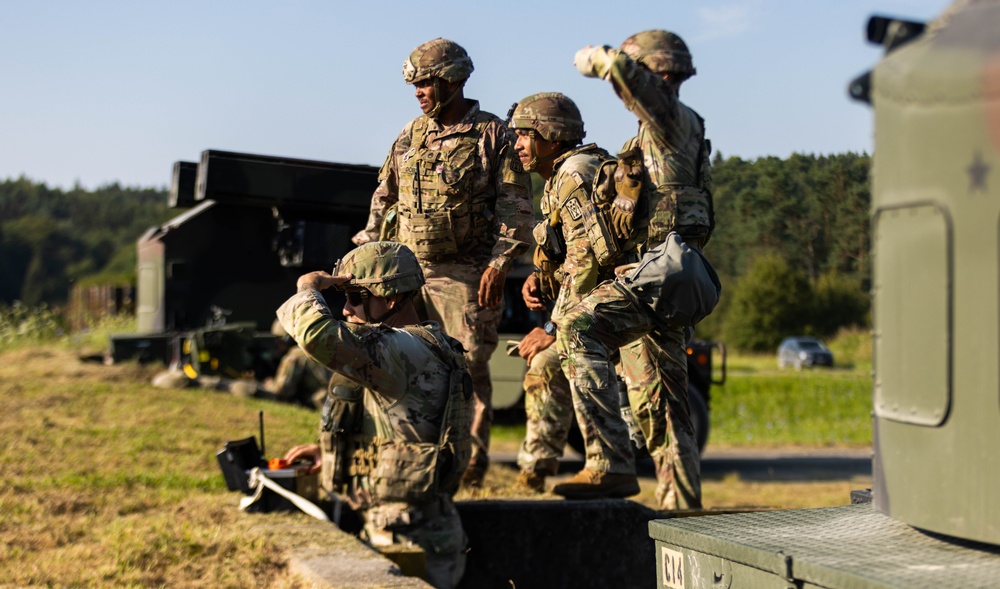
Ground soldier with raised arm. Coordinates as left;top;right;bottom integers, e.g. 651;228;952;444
553;31;720;508
280;241;473;589
353;38;533;488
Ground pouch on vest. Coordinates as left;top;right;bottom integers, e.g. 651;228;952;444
620;231;721;328
437;363;474;495
397;201;472;260
584;159;623;267
371;441;440;503
319;386;364;496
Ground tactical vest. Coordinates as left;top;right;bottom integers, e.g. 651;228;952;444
625;106;714;248
395;113;497;261
319;325;473;504
535;145;625;270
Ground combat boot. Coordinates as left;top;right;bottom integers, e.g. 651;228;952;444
514;470;547;494
551;469;640;499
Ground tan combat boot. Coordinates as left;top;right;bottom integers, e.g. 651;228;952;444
551;469;640;499
514;470;547;494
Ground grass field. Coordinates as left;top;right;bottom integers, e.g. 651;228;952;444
0;334;874;587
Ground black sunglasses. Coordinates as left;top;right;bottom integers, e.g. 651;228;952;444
345;289;370;306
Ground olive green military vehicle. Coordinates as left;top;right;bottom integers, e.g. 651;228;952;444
648;3;1000;587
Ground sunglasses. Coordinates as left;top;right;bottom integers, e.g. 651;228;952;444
344;289;370;306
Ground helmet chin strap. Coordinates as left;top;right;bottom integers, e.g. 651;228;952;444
363;292;414;324
523;131;560;172
428;79;461;119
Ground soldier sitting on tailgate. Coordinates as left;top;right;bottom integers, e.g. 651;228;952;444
280;241;473;589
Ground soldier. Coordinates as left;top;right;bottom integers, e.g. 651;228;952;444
554;31;719;508
261;320;334;409
280;241;472;589
352;38;533;488
508;92;639;498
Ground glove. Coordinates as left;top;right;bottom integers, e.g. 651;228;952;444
574;45;603;78
532;246;561;301
610;194;637;240
610;148;643;240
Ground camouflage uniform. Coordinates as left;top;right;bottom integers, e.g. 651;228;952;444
265;345;333;408
354;40;533;481
562;33;714;508
277;242;472;589
517;143;626;477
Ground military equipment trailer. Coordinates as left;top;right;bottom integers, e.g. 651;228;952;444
646;3;1000;587
108;150;379;373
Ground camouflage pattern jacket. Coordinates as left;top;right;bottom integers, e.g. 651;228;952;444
581;47;714;247
354;101;533;272
276;289;471;502
540;144;620;324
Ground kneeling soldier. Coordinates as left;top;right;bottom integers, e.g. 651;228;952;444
280;241;473;589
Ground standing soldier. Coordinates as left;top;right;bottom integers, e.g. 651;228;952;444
281;241;473;589
555;31;719;508
509;92;639;498
353;38;533;488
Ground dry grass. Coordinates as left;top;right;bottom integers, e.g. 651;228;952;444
1;346;869;587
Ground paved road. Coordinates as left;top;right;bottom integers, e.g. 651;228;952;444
493;447;872;482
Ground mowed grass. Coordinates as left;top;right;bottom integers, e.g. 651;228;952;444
0;347;318;588
708;370;872;447
1;343;873;586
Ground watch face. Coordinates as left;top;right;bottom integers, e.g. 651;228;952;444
544;321;556;336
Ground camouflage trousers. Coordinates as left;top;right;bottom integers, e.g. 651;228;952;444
362;496;467;589
516;346;574;476
416;258;502;475
557;279;702;509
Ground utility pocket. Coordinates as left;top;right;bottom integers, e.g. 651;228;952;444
371;442;439;503
397;201;471;260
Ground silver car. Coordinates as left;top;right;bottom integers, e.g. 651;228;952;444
777;336;834;370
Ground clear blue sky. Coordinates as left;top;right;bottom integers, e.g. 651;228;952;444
1;0;949;191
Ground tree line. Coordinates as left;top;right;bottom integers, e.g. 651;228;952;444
699;152;871;350
0;151;872;352
0;177;171;307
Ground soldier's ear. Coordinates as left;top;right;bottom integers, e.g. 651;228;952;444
385;294;403;309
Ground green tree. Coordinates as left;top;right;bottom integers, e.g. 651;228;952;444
722;253;812;352
808;271;870;337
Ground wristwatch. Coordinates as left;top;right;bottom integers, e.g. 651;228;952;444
543;321;557;336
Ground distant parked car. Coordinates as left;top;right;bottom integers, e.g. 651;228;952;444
777;336;834;370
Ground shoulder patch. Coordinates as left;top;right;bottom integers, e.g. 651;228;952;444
564;197;584;222
510;156;524;174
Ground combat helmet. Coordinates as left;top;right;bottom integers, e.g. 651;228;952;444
334;241;425;299
620;30;696;79
509;92;586;143
402;38;474;85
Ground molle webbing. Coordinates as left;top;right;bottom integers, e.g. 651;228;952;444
396;114;496;260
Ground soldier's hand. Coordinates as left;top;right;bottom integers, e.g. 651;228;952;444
521;273;547;311
283;444;321;475
574;45;601;77
297;271;354;292
479;267;506;308
610;194;636;240
518;327;555;365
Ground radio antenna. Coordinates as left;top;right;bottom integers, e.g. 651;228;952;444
259;410;265;459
